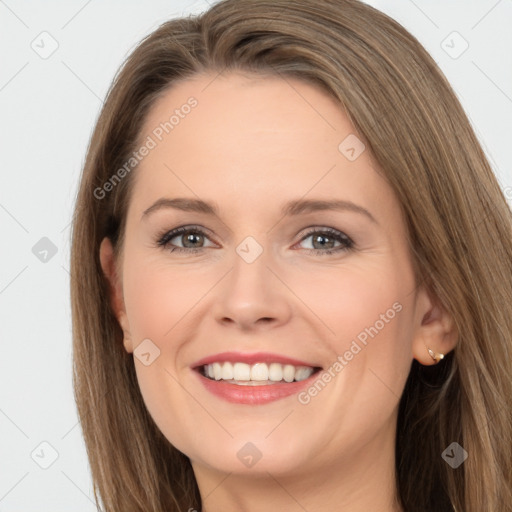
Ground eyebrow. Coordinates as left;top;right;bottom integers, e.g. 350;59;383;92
141;197;378;224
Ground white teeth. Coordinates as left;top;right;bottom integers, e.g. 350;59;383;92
204;362;315;383
221;362;234;380
294;366;313;381
250;363;269;381
268;363;283;382
213;362;222;380
283;364;295;383
233;362;251;381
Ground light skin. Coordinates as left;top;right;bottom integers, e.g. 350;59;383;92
100;71;458;512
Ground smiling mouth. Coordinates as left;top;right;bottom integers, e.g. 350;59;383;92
197;361;322;386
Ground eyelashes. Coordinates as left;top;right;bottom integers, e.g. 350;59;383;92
155;225;355;256
299;227;354;254
156;226;215;254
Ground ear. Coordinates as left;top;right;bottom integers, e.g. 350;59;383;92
99;237;134;354
412;285;458;365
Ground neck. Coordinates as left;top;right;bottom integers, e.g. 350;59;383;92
192;412;404;512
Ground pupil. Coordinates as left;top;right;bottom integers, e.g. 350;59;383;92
314;234;333;249
184;232;202;247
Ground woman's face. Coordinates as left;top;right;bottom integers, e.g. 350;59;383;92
101;71;441;478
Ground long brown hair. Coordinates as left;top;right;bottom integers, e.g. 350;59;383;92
70;1;512;510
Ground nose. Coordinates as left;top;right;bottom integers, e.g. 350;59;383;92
212;247;293;332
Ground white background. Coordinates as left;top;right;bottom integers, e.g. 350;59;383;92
1;0;511;510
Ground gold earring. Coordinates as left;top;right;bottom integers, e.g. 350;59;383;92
427;347;444;364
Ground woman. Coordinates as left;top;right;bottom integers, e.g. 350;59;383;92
70;0;512;511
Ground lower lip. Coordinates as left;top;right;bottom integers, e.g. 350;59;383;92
195;370;320;405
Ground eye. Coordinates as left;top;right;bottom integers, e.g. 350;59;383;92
156;226;215;254
155;225;355;256
296;227;354;256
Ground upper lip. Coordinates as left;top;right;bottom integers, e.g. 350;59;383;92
191;351;322;369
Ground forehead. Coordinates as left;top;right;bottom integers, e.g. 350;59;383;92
140;71;354;157
129;71;394;221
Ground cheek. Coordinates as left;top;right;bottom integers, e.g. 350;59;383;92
294;262;406;349
292;265;414;442
122;253;215;343
292;259;414;409
121;253;209;452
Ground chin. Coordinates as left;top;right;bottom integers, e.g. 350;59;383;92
184;433;314;476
